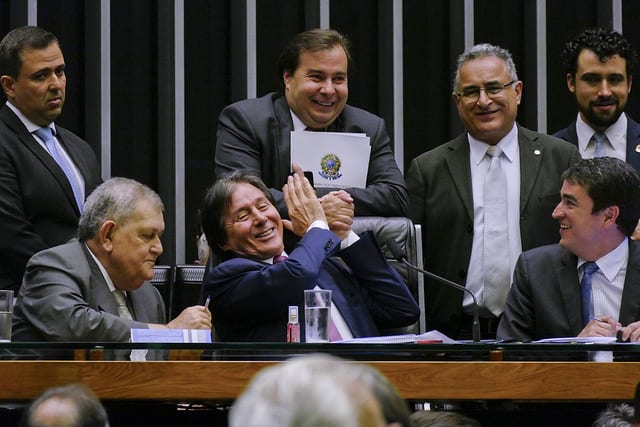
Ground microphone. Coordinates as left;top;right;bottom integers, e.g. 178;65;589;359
386;239;481;342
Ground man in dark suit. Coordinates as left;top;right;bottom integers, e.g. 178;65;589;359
12;177;211;343
497;158;640;342
407;43;581;340
0;26;102;292
554;28;640;172
200;168;419;342
215;29;407;218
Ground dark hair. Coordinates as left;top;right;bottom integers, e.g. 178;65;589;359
277;28;351;86
20;383;109;427
561;157;640;236
561;27;638;80
201;171;276;261
0;26;60;78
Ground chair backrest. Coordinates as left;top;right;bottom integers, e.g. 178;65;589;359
173;264;207;316
350;216;425;334
151;265;173;320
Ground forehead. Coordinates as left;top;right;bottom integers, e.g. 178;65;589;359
561;180;593;202
577;50;627;75
121;200;165;230
19;43;64;72
296;46;348;73
227;183;268;210
459;55;509;85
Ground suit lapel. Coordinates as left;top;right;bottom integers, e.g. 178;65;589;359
619;241;640;325
0;107;80;214
556;250;584;333
625;117;640;173
518;126;544;214
444;134;474;221
274;96;294;185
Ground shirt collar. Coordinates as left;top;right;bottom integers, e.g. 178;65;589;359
577;237;628;282
576;112;627;151
290;110;307;131
262;250;288;264
468;124;519;165
6;101;57;136
84;243;122;295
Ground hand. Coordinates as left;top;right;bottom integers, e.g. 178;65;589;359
282;164;326;236
577;315;620;338
618;320;640;342
631;218;640;241
167;305;212;330
320;191;354;240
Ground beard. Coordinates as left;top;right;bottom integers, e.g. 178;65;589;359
579;97;624;129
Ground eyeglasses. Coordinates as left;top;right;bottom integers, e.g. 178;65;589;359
455;80;516;102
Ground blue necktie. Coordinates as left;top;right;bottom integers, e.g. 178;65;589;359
34;127;84;213
591;132;608;158
581;262;599;326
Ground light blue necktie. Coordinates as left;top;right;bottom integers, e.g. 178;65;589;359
34;127;84;213
591;132;608;158
581;262;599;326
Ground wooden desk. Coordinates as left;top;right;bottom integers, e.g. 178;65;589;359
1;360;639;401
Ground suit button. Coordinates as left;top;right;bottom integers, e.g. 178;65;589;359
459;270;467;280
466;224;473;233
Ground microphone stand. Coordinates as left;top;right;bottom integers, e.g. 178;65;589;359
386;239;481;342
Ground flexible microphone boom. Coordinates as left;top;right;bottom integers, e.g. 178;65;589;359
386;239;481;342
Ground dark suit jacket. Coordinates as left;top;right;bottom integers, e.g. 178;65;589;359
553;115;640;172
496;241;640;341
406;125;581;338
214;92;408;217
12;239;165;342
0;106;101;291
202;229;420;342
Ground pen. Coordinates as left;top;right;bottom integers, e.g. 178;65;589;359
204;295;211;308
590;316;607;323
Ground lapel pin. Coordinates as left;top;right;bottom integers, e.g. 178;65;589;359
635;145;640;153
534;149;541;155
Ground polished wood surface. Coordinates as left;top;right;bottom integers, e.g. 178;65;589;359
1;360;639;401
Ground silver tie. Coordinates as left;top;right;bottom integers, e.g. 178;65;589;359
591;132;608;158
112;290;133;320
483;145;510;316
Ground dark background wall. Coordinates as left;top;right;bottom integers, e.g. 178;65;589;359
1;0;638;265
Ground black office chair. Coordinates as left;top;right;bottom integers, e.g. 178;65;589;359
350;216;425;334
151;265;174;320
172;264;207;316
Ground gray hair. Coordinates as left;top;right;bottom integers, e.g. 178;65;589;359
21;383;109;427
78;177;163;241
452;43;519;92
592;403;635;427
229;354;384;427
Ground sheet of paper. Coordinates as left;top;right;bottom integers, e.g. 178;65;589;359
336;330;456;344
533;336;617;343
130;329;212;343
290;131;371;189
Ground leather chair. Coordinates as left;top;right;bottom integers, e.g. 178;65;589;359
172;264;207;316
351;216;425;334
151;265;174;320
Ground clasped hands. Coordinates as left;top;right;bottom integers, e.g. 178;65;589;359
282;164;354;240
